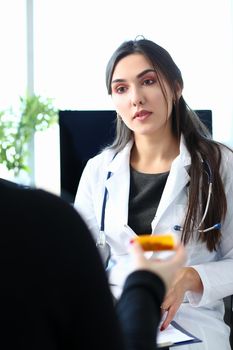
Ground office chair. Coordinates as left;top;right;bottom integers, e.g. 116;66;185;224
59;110;116;202
224;295;233;349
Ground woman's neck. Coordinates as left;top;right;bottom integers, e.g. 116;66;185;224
130;134;180;174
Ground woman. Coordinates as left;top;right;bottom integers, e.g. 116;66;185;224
74;38;233;349
0;178;185;350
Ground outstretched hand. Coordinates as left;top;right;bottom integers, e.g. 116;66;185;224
129;241;186;291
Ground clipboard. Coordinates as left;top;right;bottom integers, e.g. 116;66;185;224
157;320;202;348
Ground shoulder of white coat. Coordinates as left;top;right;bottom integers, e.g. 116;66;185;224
84;147;116;174
220;143;233;164
219;143;233;182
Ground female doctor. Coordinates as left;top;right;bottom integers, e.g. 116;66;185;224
74;38;233;349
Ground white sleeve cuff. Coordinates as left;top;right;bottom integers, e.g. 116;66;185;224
185;265;211;307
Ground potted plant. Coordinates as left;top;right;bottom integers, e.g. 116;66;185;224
0;93;58;178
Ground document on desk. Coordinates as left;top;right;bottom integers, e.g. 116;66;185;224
157;321;202;348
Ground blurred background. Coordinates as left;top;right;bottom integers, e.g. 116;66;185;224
0;0;232;195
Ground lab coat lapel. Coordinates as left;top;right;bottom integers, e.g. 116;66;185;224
105;141;133;228
154;137;191;225
155;164;189;219
103;137;191;232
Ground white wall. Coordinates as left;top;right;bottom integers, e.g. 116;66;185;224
33;0;233;146
0;1;27;108
1;0;233;193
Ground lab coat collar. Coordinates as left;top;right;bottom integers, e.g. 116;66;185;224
106;135;191;172
153;135;191;227
178;134;192;167
104;140;133;227
106;139;134;174
104;135;192;229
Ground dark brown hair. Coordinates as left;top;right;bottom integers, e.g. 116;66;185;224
106;38;230;251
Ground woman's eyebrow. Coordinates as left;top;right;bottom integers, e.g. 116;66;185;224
111;69;156;84
111;78;126;84
137;69;156;79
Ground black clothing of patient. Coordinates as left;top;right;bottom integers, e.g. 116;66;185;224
0;179;165;350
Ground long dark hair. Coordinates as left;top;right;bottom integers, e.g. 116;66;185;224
105;38;230;251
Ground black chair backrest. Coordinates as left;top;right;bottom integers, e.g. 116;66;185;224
59;109;212;203
59;110;116;202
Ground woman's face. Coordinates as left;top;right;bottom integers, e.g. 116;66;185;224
111;53;176;138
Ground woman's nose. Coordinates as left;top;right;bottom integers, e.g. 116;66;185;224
131;88;145;107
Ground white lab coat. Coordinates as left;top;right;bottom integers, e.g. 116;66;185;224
75;136;233;349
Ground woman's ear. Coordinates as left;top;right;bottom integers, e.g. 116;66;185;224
175;82;183;100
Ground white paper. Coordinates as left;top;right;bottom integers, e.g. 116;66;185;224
157;323;194;347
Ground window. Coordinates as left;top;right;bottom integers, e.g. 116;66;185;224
0;1;27;109
0;0;27;182
1;0;233;193
34;0;233;143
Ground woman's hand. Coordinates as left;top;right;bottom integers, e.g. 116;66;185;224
160;267;203;330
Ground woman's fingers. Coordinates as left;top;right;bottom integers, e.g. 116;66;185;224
160;305;178;330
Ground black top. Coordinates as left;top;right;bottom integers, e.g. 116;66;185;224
0;178;165;350
128;168;169;234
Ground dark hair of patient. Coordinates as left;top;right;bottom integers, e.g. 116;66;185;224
105;38;232;251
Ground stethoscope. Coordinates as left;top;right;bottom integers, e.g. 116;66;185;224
96;169;112;248
174;159;221;232
96;170;113;268
96;159;221;248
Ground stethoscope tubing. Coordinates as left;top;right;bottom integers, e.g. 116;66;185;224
100;171;112;232
99;159;221;237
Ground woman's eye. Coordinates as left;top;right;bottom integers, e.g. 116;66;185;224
143;78;155;86
115;86;127;94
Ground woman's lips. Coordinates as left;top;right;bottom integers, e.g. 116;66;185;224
134;110;152;121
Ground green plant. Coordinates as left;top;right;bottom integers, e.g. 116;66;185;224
0;93;58;176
